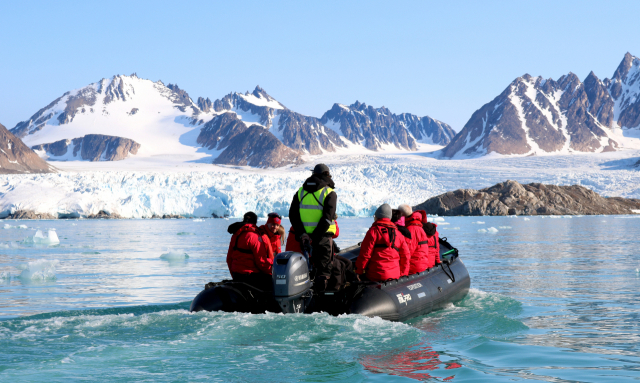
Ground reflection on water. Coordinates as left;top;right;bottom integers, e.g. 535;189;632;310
0;215;639;381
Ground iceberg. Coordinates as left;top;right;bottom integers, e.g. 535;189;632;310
160;249;189;260
18;259;60;281
22;230;60;245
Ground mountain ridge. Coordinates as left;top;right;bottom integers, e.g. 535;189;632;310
442;52;640;158
9;75;455;168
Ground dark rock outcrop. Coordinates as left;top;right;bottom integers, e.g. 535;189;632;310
87;210;122;219
414;180;640;216
32;134;140;161
198;112;303;168
3;210;57;219
0;122;54;174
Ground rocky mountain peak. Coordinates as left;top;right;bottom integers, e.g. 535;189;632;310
0;122;54;174
612;52;636;81
252;85;271;99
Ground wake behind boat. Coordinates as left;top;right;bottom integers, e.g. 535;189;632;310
190;237;470;322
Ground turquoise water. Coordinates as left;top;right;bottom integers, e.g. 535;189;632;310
1;216;640;382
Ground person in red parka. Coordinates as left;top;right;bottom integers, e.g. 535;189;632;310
356;204;411;282
423;222;441;267
226;211;274;290
259;212;283;257
404;209;431;273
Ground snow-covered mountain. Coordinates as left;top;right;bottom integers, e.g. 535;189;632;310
10;77;454;168
320;102;456;150
442;52;640;158
0;122;54;174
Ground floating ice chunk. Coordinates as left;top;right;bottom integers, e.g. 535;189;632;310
18;259;59;281
472;221;485;224
523;218;531;221
549;216;560;219
177;232;194;236
452;227;460;230
3;224;27;229
430;217;445;222
22;230;60;245
632;210;640;214
160;249;189;260
193;219;205;222
487;227;499;233
0;271;10;280
438;222;450;225
498;226;512;229
562;215;572;219
477;229;487;233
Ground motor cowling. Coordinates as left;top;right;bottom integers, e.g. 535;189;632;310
272;251;312;313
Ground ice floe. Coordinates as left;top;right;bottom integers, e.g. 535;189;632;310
18;259;60;281
22;230;60;245
3;224;28;229
160;249;189;260
478;227;499;233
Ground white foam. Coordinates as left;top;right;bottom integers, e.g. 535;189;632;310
22;230;60;245
18;259;60;280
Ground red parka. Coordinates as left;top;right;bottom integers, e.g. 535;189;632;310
426;224;440;267
406;211;431;273
356;218;411;281
259;225;281;257
226;224;273;275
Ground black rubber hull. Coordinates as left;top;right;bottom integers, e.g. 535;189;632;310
191;240;470;322
349;257;470;321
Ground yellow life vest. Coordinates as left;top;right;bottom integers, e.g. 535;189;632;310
298;186;336;235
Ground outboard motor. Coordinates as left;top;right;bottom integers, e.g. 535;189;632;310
272;251;313;313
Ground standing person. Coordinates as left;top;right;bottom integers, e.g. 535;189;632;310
355;204;411;282
259;212;283;257
423;222;441;267
226;211;274;291
289;164;339;291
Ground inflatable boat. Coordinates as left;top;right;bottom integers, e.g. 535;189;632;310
190;237;470;322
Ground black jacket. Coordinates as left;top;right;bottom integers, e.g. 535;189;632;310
289;174;337;242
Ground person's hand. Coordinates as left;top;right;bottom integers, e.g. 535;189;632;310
356;274;361;282
300;233;311;244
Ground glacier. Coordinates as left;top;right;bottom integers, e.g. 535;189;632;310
1;151;639;219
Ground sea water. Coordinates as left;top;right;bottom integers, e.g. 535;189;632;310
1;216;639;382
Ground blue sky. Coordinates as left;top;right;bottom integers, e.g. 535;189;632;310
1;1;639;131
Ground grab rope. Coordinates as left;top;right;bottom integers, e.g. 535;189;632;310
441;261;455;283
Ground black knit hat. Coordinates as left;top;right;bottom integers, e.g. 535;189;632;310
424;222;437;236
243;211;258;225
313;164;330;175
